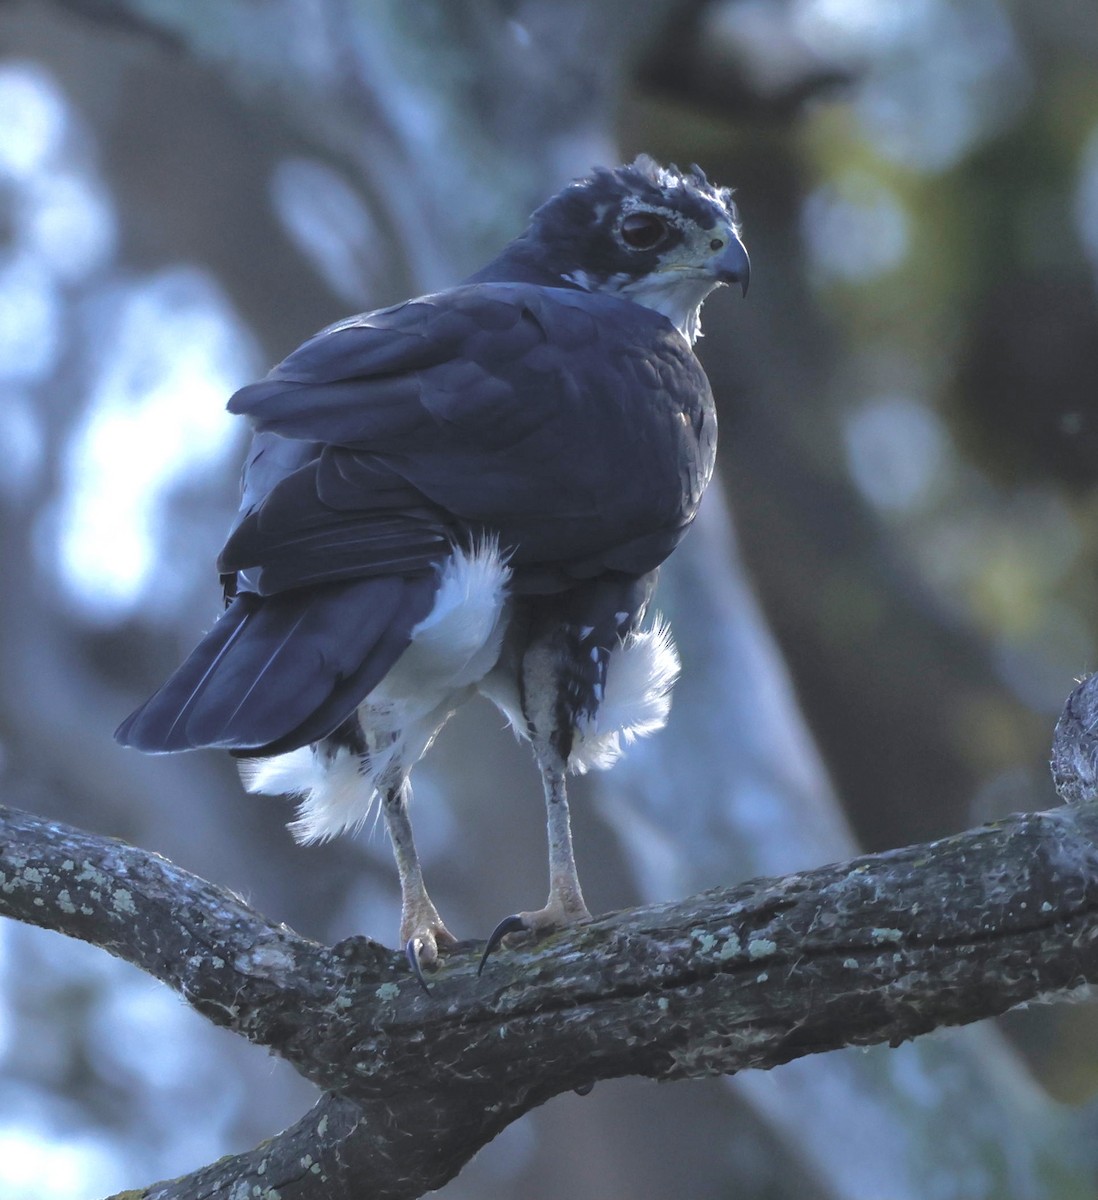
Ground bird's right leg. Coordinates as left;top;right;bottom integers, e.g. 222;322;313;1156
381;778;456;985
478;734;592;972
527;740;592;928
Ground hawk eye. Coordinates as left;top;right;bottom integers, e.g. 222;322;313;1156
620;212;667;250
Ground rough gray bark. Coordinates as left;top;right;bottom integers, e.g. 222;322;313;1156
3;678;1098;1200
1052;673;1098;806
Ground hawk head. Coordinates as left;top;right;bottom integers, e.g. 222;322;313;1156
471;155;749;342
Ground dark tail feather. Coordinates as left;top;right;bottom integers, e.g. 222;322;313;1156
115;595;258;752
115;576;438;754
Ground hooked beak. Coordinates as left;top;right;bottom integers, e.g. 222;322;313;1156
708;233;750;297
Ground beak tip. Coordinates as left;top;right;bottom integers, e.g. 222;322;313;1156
712;237;750;298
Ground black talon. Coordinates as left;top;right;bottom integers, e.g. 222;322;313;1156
477;914;529;975
405;938;432;994
573;1081;595;1096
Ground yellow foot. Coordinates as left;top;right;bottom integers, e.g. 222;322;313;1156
477;896;591;975
402;909;457;992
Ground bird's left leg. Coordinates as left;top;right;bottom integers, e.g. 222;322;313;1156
381;778;457;984
479;737;591;970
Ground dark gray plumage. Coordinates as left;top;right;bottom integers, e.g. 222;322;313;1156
116;155;748;973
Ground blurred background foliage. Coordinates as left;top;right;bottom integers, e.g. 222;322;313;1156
646;0;1098;853
0;0;1097;1197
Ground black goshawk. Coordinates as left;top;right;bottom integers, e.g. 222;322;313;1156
117;155;749;980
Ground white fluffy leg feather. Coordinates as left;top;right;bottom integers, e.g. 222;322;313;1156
239;740;399;844
570;617;680;773
479;616;681;773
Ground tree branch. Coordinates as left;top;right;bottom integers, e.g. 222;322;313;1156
5;715;1098;1200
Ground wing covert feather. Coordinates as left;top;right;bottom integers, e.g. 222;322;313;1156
224;283;716;588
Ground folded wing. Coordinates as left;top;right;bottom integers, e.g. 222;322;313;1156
117;282;716;755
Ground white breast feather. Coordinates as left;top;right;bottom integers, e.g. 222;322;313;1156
240;540;511;842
